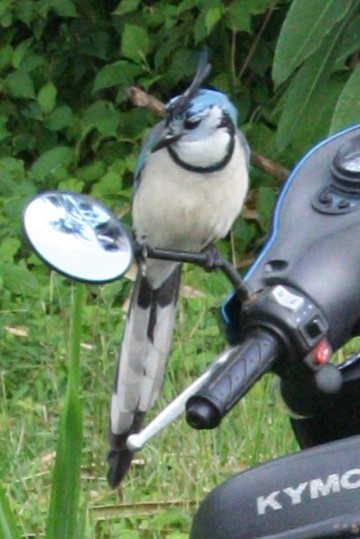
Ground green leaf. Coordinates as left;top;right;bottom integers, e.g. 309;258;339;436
45;284;84;539
0;238;21;263
93;61;141;92
44;105;75;131
194;13;207;44
19;53;47;73
37;82;57;114
0;0;11;19
273;0;353;86
292;75;345;153
330;64;360;134
0;45;12;71
249;41;272;76
166;48;197;85
91;169;122;199
0;484;22;539
335;15;360;68
58;177;84;192
49;0;77;17
205;6;222;34
226;2;251;33
77;160;106;183
113;0;140;15
2;263;40;297
0;157;25;182
30;147;74;181
77;30;109;60
247;0;274;16
276;11;353;150
22;101;43;121
14;0;34;25
12;38;33;69
82;101;120;137
0;115;10;141
121;24;149;63
4;71;35;99
256;187;276;227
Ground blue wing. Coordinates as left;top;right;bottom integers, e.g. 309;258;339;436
133;119;166;193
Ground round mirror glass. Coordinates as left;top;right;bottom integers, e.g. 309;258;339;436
23;191;134;283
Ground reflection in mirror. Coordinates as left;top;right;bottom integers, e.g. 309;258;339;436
23;192;134;283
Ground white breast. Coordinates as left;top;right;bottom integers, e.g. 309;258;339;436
172;109;231;169
132;136;248;253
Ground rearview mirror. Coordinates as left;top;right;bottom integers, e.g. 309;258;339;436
23;192;134;283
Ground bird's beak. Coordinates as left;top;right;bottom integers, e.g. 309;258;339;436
151;124;182;153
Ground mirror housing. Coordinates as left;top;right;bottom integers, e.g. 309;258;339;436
23;191;134;283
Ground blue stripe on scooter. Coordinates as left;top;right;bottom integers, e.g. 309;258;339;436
245;124;360;280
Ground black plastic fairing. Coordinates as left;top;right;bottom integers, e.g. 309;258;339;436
245;125;360;352
190;435;360;539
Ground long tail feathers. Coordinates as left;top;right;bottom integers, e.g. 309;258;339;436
107;264;181;487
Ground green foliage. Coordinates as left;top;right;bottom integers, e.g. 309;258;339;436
273;0;352;86
0;484;22;539
273;0;360;151
330;63;360;133
0;285;86;539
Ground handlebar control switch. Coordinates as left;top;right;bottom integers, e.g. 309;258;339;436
243;285;329;365
271;285;304;312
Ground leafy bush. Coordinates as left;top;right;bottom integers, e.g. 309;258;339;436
273;0;360;151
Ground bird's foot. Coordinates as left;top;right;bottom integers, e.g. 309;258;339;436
202;244;223;272
134;236;149;277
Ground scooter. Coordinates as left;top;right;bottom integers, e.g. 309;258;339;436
23;123;360;538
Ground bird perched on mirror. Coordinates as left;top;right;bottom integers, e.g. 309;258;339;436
107;49;250;488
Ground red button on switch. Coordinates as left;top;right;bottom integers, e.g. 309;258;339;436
314;341;332;365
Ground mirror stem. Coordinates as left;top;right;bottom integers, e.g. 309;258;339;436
134;243;251;300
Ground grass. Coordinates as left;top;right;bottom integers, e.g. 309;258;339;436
0;265;300;537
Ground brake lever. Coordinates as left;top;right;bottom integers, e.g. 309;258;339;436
126;347;235;452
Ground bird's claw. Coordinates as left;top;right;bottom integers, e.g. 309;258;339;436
203;244;223;272
134;236;149;277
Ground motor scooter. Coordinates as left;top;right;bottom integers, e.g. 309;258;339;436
23;123;360;538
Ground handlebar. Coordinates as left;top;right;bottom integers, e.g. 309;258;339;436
186;329;283;429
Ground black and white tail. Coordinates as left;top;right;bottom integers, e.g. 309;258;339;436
107;263;181;487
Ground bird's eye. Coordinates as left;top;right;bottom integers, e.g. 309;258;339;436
184;117;201;130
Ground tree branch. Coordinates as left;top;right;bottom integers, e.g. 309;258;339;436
125;87;165;116
250;151;289;183
125;86;289;183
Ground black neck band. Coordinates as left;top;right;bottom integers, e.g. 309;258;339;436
168;132;235;173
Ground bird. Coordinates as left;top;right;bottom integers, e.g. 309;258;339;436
107;49;250;488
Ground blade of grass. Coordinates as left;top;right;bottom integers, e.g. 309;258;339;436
0;484;22;539
46;283;85;539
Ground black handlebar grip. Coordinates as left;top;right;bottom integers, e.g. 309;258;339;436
186;329;282;429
